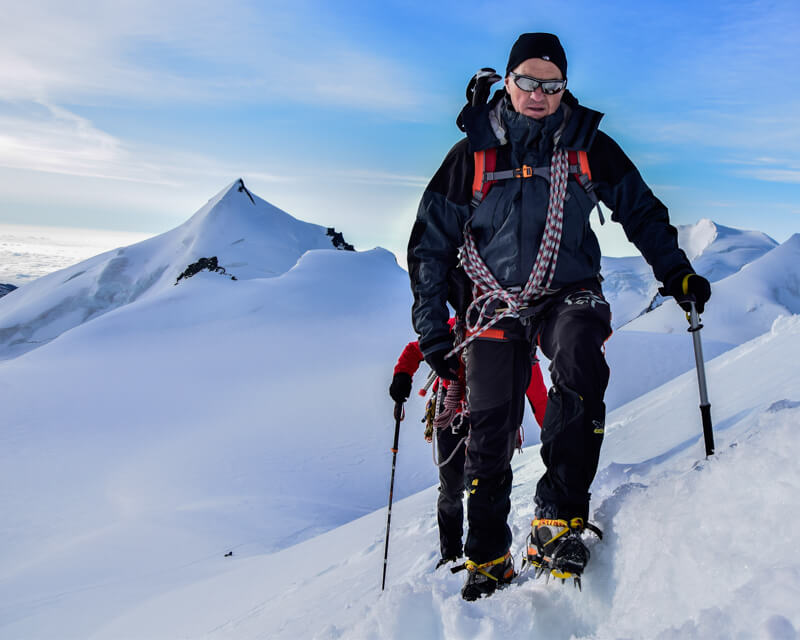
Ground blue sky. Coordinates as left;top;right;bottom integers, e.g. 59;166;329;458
1;0;798;262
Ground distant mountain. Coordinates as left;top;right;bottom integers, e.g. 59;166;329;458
622;233;800;345
602;219;777;328
0;179;343;360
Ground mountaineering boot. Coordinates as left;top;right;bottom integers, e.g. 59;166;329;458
459;551;516;601
526;518;596;588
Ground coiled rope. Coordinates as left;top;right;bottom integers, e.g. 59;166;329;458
447;147;569;358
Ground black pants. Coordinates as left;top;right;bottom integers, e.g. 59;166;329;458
436;419;467;559
463;280;612;562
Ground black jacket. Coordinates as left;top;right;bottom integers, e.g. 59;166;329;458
408;90;693;357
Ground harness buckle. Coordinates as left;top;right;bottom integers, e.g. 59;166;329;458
514;165;533;178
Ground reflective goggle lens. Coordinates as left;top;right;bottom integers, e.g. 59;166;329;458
510;72;566;95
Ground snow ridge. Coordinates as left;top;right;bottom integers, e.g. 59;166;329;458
0;180;334;360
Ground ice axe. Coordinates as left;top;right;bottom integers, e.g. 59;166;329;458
467;68;502;107
686;300;715;457
381;401;404;590
457;67;502;132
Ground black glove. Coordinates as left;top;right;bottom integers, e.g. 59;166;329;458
661;272;711;314
389;372;413;404
425;349;460;381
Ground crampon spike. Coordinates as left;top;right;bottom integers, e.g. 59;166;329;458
574;577;582;591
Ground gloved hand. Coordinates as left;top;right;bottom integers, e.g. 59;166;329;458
389;372;413;404
662;272;711;314
424;349;460;381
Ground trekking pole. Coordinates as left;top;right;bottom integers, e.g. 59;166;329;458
687;301;714;457
381;401;403;591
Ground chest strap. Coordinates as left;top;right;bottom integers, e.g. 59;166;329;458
471;148;604;223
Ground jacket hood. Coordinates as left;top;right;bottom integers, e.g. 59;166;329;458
458;88;604;152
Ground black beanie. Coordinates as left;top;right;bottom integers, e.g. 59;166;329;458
506;33;567;79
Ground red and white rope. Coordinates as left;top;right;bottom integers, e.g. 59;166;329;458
448;147;569;357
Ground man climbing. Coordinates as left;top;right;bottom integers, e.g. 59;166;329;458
389;317;547;569
407;33;710;600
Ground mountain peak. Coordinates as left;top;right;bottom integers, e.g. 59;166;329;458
677;218;718;261
0;181;341;359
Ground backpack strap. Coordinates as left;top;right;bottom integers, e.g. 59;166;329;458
470;148;497;209
567;150;604;224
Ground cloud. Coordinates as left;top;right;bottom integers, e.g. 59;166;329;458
0;1;437;116
329;169;429;189
719;154;800;185
742;169;800;185
0;100;429;194
0;101;288;187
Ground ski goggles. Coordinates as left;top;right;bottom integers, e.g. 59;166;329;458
508;72;567;95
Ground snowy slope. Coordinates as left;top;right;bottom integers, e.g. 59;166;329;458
0;247;442;639
0;180;337;360
601;219;777;329
0;186;795;639
623;233;800;345
87;315;800;640
596;226;792;410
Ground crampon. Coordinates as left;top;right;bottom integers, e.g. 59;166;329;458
451;551;516;601
520;517;603;590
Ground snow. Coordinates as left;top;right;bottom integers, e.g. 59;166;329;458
1;183;799;639
90;317;800;640
601;218;777;329
0;180;336;360
623;233;800;345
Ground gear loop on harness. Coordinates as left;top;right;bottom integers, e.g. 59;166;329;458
429;378;470;469
447;146;570;358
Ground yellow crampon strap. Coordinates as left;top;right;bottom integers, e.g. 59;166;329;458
464;552;511;582
530;518;579;550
